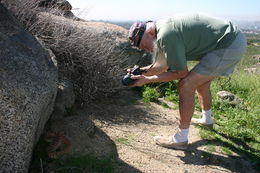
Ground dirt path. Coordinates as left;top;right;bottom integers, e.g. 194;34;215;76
50;89;255;173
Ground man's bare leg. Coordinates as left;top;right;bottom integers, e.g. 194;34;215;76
153;71;215;148
192;80;214;125
196;81;212;111
177;71;215;129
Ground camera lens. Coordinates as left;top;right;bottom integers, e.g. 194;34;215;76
122;74;135;86
131;66;141;75
121;65;140;86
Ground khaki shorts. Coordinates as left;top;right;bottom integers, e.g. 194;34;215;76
192;31;247;76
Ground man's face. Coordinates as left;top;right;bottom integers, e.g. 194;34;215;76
138;32;155;53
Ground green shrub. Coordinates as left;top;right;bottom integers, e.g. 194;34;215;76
142;86;160;103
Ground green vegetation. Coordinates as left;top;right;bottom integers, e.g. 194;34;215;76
115;137;130;145
221;146;233;155
206;144;217;152
198;126;217;140
160;102;172;109
238;45;260;69
245;33;260;43
30;135;118;173
55;154;117;173
142;86;160;103
139;35;260;170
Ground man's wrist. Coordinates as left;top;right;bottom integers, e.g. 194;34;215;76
140;69;147;75
147;75;158;83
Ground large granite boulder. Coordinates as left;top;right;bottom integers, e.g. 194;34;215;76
1;1;150;105
33;13;150;105
0;4;58;172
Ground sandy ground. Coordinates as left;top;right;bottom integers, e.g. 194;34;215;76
49;89;256;173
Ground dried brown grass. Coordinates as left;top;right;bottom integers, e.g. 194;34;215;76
1;0;129;106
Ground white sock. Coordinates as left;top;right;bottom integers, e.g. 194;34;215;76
200;109;213;124
172;128;189;143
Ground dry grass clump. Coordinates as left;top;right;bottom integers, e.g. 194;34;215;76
38;16;128;105
1;0;130;105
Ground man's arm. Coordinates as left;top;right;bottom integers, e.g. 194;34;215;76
140;64;168;76
131;68;189;87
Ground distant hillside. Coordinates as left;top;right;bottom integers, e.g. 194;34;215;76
233;20;260;34
94;20;260;33
91;20;133;29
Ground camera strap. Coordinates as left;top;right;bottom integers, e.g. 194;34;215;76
132;53;155;74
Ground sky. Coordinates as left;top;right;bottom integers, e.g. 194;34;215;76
67;0;260;22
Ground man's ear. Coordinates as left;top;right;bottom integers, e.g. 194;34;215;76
147;31;155;40
146;23;156;36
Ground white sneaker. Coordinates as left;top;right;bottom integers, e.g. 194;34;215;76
153;136;188;150
191;118;213;129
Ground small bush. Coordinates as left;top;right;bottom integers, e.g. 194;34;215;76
142;86;160;103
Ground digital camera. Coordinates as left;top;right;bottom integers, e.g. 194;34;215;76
122;65;141;86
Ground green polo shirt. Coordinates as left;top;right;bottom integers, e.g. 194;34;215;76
156;13;238;71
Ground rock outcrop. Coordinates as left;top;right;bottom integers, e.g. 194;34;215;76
1;0;150;105
217;91;242;106
33;13;150;104
0;0;149;171
51;79;75;120
0;4;58;172
37;0;80;20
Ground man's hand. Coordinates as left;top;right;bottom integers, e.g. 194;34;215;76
128;68;189;87
129;75;149;87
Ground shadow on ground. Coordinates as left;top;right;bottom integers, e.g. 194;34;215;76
178;139;257;173
79;89;176;126
29;89;158;173
184;125;259;173
30;122;142;173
